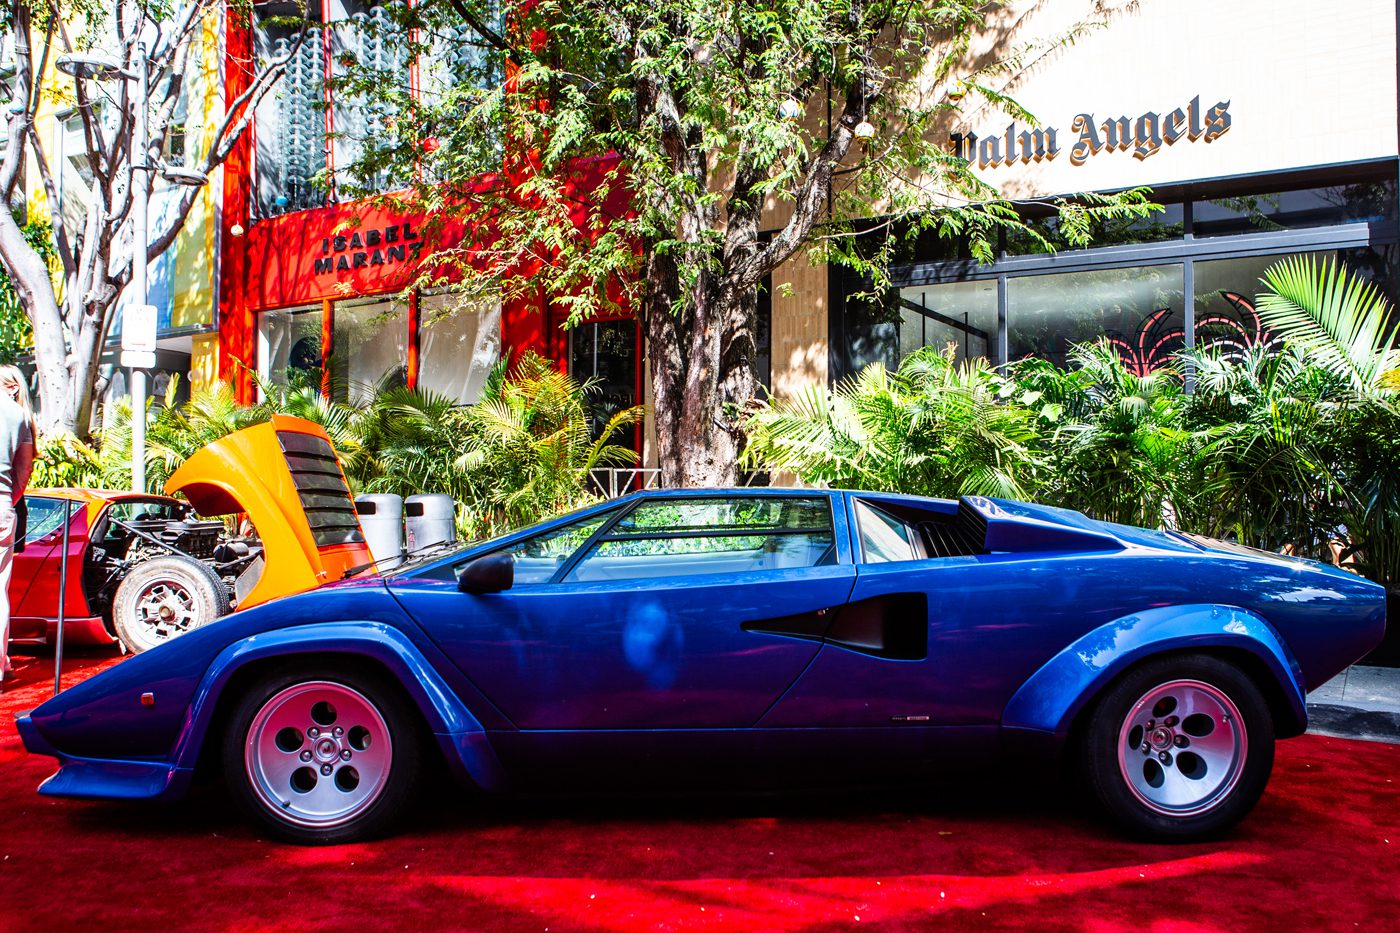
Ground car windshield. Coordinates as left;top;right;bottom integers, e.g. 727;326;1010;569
369;504;617;580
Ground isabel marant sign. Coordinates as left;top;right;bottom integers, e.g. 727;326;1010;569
951;95;1232;170
313;222;424;275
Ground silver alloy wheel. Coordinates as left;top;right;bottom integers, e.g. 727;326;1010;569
134;580;198;643
1116;678;1248;817
244;681;394;828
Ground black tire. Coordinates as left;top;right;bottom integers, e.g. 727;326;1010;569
1079;653;1275;841
221;666;423;845
112;554;231;653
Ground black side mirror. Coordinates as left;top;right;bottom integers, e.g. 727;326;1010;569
458;552;514;594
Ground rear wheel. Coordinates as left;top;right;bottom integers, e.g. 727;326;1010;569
222;667;422;844
112;555;230;653
1080;654;1275;841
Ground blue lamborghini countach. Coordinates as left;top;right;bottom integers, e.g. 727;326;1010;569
17;489;1386;844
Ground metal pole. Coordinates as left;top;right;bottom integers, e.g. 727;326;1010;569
53;499;73;697
130;44;149;493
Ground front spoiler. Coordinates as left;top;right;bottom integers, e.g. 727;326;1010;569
15;714;191;801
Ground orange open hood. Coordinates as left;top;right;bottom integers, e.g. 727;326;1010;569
164;415;372;608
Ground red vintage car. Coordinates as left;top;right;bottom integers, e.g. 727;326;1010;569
8;488;240;650
9;416;374;654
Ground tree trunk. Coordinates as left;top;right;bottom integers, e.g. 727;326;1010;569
642;255;760;489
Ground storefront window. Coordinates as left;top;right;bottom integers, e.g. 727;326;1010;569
418;292;502;404
896;281;998;365
332;296;408;403
257;304;324;394
1008;265;1186;373
570;321;638;443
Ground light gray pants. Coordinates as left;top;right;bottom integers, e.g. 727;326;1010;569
0;500;15;677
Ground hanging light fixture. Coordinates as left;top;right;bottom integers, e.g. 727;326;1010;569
853;120;875;142
778;98;803;120
945;81;968;103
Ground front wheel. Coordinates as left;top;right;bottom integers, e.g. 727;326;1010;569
1080;654;1275;841
222;668;423;844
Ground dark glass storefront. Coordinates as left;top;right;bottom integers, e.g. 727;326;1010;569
831;162;1400;379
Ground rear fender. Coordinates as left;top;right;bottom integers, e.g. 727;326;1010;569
1002;604;1307;742
173;621;507;791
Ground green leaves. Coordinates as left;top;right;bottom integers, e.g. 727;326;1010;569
1255;254;1400;396
742;344;1040;500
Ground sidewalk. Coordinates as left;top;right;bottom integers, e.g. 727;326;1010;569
1306;665;1400;743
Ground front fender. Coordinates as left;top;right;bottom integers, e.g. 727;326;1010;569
1002;604;1307;742
173;621;508;792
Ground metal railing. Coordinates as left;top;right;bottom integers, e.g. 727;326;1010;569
589;467;663;499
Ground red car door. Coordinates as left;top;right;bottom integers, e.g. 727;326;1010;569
8;496;90;636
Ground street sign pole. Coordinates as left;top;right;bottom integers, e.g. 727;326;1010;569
125;44;153;494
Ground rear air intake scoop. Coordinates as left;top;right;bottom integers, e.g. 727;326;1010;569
959;496;1125;554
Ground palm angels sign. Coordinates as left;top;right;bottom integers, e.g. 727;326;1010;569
950;95;1232;170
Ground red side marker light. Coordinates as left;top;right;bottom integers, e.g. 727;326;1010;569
140;692;155;707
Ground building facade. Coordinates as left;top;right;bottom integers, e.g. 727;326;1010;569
43;0;1393;462
798;0;1400;392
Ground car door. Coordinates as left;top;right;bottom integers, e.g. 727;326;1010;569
393;493;856;731
9;496;88;634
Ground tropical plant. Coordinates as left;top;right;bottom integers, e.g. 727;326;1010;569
453;353;644;537
43;356;643;542
1182;344;1346;555
96;378;262;493
30;431;103;489
1249;255;1400;586
1255;255;1400;396
1012;341;1195;529
742;345;1041;499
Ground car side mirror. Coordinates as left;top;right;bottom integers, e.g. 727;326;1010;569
458;552;514;594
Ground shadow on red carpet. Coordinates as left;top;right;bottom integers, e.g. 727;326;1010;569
1;648;1396;932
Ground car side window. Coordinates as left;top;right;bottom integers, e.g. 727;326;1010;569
480;512;615;585
563;496;835;583
855;500;918;564
21;496;71;544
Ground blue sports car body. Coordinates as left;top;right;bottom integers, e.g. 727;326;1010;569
17;489;1386;842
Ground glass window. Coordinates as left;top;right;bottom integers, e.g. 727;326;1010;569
20;497;72;544
482;512;615;585
1006;204;1185;255
1008;264;1185;374
896;281;998;365
331;296;408;403
417;292;502;404
565;497;835;583
855;501;917;564
328;0;411;197
257;304;324;394
1193;181;1397;238
254;3;328;216
570;321;638;442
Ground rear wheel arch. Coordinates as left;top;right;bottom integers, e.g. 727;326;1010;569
1064;645;1305;752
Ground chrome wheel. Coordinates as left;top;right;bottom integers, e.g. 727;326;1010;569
244;681;393;828
133;580;198;642
1116;678;1247;817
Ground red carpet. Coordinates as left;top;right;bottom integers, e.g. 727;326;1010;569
1;649;1397;932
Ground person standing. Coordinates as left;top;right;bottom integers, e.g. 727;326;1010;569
0;366;35;684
